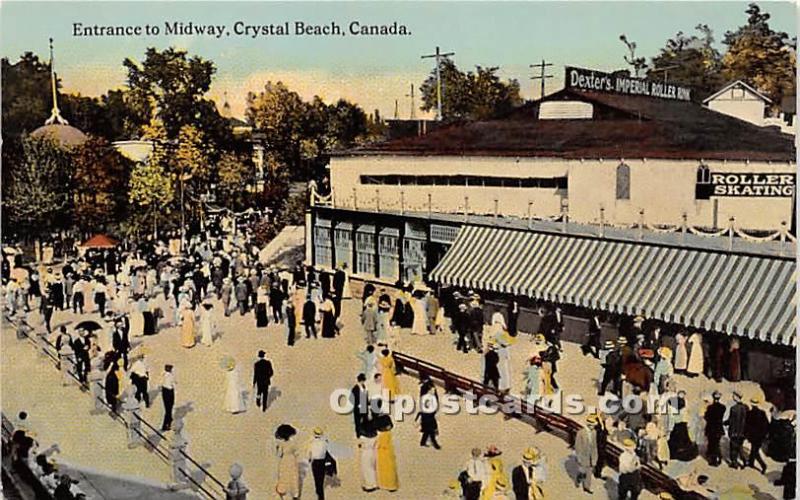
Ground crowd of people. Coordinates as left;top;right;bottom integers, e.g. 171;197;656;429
2;229;796;500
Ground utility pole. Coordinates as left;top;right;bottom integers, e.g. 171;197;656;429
421;46;454;121
394;99;399;119
530;59;553;100
650;64;679;83
406;84;416;120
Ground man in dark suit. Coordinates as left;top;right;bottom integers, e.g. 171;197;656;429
704;391;726;466
252;351;274;412
333;266;346;318
482;345;500;390
350;373;369;437
725;391;748;469
598;343;622;397
303;295;317;338
745;396;769;474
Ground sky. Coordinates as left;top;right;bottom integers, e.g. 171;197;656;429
1;1;796;120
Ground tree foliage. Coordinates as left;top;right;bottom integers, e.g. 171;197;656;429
1;53;52;140
420;59;522;122
5;136;71;237
648;25;726;97
72;136;131;232
123;47;232;154
216;152;253;211
722;3;796;105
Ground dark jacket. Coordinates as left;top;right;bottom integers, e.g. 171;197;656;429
704;402;726;437
511;465;530;500
253;359;274;388
468;305;484;333
726;402;748;438
303;300;316;323
484;351;500;379
745;407;770;443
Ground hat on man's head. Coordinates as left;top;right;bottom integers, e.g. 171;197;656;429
622;438;636;450
312;427;324;436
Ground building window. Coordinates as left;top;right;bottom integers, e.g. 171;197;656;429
615;163;630;200
359;174;568;189
696;164;711;184
732;87;745;100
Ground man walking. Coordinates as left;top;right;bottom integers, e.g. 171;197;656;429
303;294;317;339
361;299;378;345
618;439;642;499
726;391;748;469
252;351;273;412
416;379;441;449
161;364;176;431
704;391;725;466
350;373;369;437
130;354;151;408
468;294;484;353
308;427;333;500
574;414;599;494
745;395;769;474
482;344;500;390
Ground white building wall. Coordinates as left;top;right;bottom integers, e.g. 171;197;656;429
706;87;767;126
329;155;794;231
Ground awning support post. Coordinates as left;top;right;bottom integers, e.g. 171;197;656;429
375;189;380;212
599;206;605;238
464;196;469;222
681;212;687;244
428;193;432;218
527;202;533;229
638;209;644;240
728;217;735;251
400;190;405;215
352;187;358;210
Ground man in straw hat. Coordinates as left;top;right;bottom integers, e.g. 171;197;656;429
513;446;545;499
468;293;484;354
618;438;642;499
745;394;769;474
461;447;485;500
574;413;600;493
598;339;622;397
308;427;334;499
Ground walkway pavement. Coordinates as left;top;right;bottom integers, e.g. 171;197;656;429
1;288;783;499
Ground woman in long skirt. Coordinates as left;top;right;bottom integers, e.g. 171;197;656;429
223;360;246;414
321;298;337;338
359;427;378;492
686;332;704;377
180;306;196;348
378;349;400;399
255;286;269;328
376;420;398;492
410;296;427;335
376;303;390;344
200;303;215;346
674;333;688;372
275;438;300;499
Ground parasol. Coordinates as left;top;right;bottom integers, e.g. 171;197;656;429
274;424;297;440
75;320;103;332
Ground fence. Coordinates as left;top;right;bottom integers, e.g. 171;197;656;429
392;351;707;500
8;317;228;499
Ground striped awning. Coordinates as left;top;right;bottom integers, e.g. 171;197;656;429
430;225;797;345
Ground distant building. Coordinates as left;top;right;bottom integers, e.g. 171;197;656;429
703;80;772;127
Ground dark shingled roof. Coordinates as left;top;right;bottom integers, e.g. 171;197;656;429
347;89;795;161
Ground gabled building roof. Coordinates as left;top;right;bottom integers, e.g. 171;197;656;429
702;80;772;104
346;88;794;161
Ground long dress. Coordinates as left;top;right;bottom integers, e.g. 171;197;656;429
200;308;215;346
376;310;389;343
321;300;337;338
275;441;301;498
180;308;196;348
687;333;704;375
359;435;378;491
410;298;427;335
378;355;400;399
524;364;541;404
256;289;269;327
497;345;512;392
674;334;688;371
130;308;145;338
224;367;246;413
376;430;398;491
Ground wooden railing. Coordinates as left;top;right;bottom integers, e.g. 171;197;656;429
393;351;706;500
7;317;228;500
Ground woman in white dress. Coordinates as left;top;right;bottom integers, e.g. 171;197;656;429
410;296;427;335
341;264;353;299
200;302;216;347
674;333;688;372
359;428;378;492
686;332;704;377
490;313;513;392
129;297;145;337
223;358;247;414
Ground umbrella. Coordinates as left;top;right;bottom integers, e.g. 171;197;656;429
274;424;297;441
75;320;103;332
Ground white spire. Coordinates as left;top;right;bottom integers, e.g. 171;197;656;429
44;37;68;126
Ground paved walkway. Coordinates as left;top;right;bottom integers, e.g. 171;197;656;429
2;288;783;499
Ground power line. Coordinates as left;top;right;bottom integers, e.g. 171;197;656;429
421;46;455;121
530;59;554;100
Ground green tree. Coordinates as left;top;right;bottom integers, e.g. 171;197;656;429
216;152;252;211
124;47;232;153
420;59;522;122
722;3;796;106
5;136;71;242
72;136;131;233
1;53;52;140
648;25;725;98
130;118;175;235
